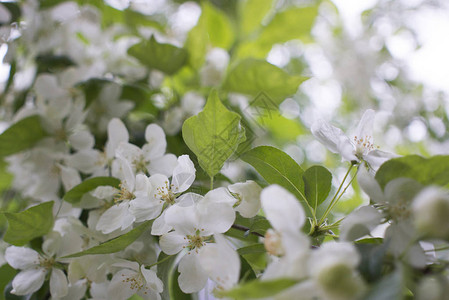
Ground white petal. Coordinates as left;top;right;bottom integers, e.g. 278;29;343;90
69;130;95;151
144;124;167;159
171;155;196;193
141;266;164;293
336;135;358;162
261;185;306;232
115;154;135;191
354;109;375;141
59;164;81;191
11;268;46;295
176;192;204;206
311;118;348;154
106;118;129;159
96;203;135;234
204;187;236;206
357;165;385;203
59;279;87;300
66;149;102;174
5;246;40;269
147;154;177;177
164;205;198;235
129;198;163;222
178;254;208;293
116;142;142;167
229;180;262;218
148;174;170;200
160;231;188;255
50;268;69;298
197;202;235;234
198;234;240;290
151;211;172;236
364;149;398;171
340;205;383;241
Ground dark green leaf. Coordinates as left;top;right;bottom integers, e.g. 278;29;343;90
0;3;21;24
170;269;192;300
239;255;257;282
375;155;449;189
63;177;120;204
36;55;76;73
3;202;54;246
223;59;307;104
240;146;306;202
218;278;298;299
0;116;47;157
364;269;403;300
0;265;16;300
182;90;246;178
302;165;332;211
128;36;188;75
356;241;389;282
156;252;177;300
62;220;152;258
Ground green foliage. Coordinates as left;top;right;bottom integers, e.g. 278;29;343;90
240;146;306;202
218;278;298;299
3;202;54;246
0;159;13;192
0;2;21;24
155;252;176;300
182;90;245;178
128;36;188;75
303;165;332;211
364;269;403;300
185;2;235;69
63;177;120;204
239;0;273;37
170;270;193;300
0;265;16;300
375;155;449;189
223;59;307;104
356;241;389;283
62;220;152;258
0;116;47;157
238;244;267;271
236;5;319;58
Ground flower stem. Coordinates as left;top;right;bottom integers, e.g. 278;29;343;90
318;163;355;226
210;176;214;190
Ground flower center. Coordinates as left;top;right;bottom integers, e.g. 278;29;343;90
388;199;411;222
38;257;55;270
114;183;135;203
121;272;150;294
184;230;206;253
231;192;242;208
133;155;148;174
264;229;284;256
353;135;376;158
156;181;176;205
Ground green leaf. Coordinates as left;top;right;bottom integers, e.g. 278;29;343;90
121;84;158;114
182;90;246;178
375;155;449;189
302;165;332;211
240;146;306;203
0;116;47;157
128;36;188;75
356;242;389;283
364;269;403;300
218;278;298;299
0;265;16;300
3;202;54;246
63;177;120;204
239;255;257;282
223;59;307;103
239;0;273;37
170;269;192;300
0;158;13;192
156;252;177;300
62;220;152;258
0;2;21;24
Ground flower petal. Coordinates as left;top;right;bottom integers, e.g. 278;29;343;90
229;180;262;218
178;254;208;293
311;118;348;154
144;124;167;159
11;268;46;295
5;246;40;269
354;109;375;141
106;118;129;159
171;155;196;193
151;211;172;236
261;185;306;232
147;154;177;177
50;268;69;298
160;231;188;255
96;203;135;234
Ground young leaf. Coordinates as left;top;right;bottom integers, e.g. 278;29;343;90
217;278;298;299
375;155;449;189
239;0;273;37
0;116;47;157
223;59;307;104
240;146;306;202
302;165;332;211
62;220;152;258
63;177;120;204
3;202;54;246
128;36;188;75
182;90;246;178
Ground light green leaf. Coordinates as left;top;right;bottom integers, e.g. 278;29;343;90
303;165;332;211
63;177;120;204
375;155;449;189
185;2;234;69
237;244;266;256
223;59;307;103
3;202;54;246
217;278;298;299
239;0;273;37
240;146;306;203
182;90;245;178
0;116;47;157
62;221;152;258
128;36;188;75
